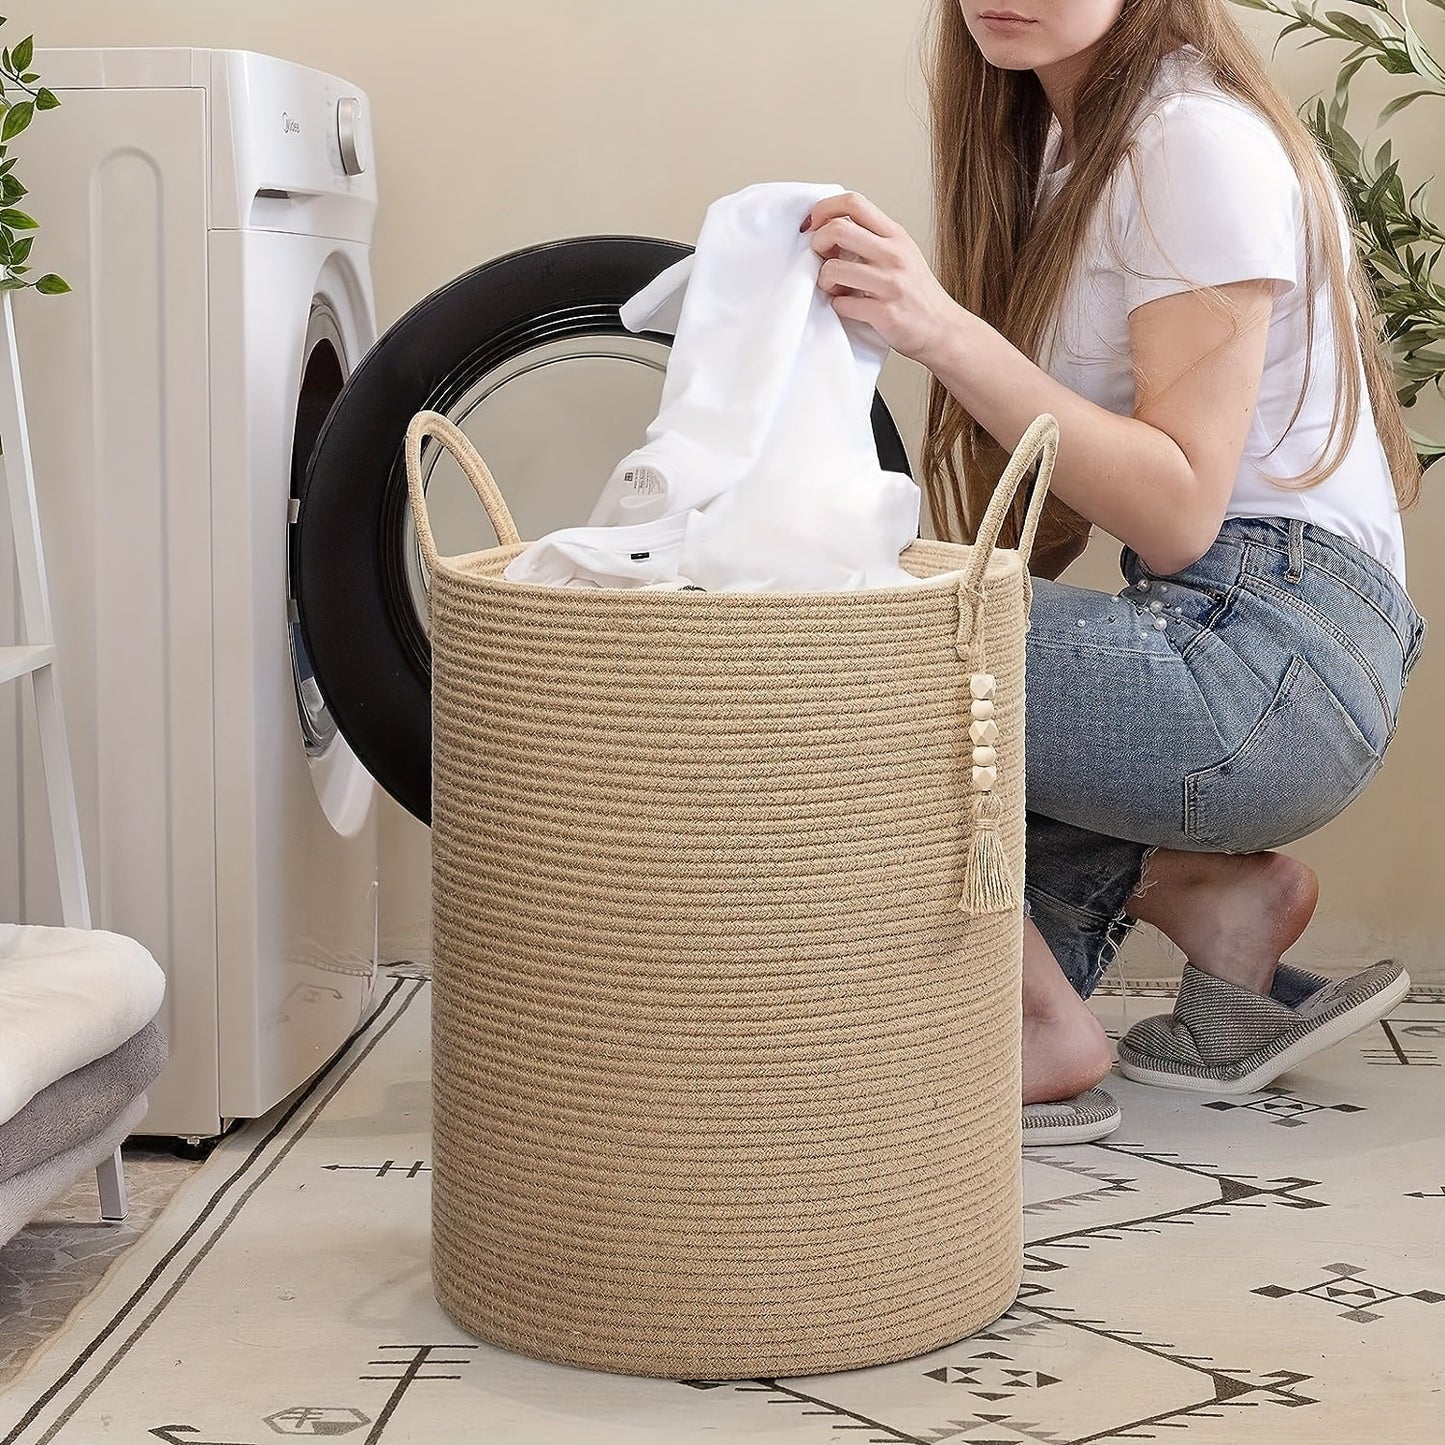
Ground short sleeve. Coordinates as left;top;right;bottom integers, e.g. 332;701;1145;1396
1113;94;1301;314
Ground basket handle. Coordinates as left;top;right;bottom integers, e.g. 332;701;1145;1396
956;413;1059;639
405;410;522;573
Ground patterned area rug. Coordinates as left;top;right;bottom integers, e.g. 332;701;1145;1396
1;972;1441;1445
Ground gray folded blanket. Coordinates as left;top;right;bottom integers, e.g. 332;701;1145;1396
0;1023;167;1184
0;1093;150;1249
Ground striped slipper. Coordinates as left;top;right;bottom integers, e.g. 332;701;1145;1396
1022;1088;1122;1146
1117;960;1409;1095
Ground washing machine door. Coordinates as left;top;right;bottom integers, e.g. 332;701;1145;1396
294;236;913;824
287;282;376;838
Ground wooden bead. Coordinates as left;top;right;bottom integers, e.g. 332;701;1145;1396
971;699;996;722
969;719;999;745
973;745;998;767
970;673;997;700
972;765;998;791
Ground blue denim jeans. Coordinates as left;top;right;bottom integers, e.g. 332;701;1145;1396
1024;516;1428;998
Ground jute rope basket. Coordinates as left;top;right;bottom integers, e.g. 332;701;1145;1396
406;410;1060;1380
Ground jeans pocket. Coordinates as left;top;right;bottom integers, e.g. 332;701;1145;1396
1183;654;1381;852
1380;612;1428;755
1405;613;1429;683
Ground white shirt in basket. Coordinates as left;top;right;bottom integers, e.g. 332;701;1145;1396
505;181;922;593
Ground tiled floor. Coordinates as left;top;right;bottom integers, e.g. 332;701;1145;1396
0;1143;200;1388
2;973;1441;1443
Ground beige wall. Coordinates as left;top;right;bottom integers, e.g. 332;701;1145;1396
18;1;1443;978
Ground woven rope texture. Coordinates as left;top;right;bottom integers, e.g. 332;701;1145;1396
414;412;1055;1379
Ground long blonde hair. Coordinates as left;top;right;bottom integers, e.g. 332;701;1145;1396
923;0;1422;574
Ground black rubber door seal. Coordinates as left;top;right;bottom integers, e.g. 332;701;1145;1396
295;235;913;824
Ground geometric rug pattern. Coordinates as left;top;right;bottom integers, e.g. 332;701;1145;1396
1;969;1441;1444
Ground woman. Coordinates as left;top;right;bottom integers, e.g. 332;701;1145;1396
802;0;1428;1143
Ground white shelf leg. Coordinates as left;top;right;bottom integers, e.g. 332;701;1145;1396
2;290;127;1220
29;659;90;930
95;1147;129;1223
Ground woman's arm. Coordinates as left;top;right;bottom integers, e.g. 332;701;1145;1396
925;281;1275;575
803;193;1276;576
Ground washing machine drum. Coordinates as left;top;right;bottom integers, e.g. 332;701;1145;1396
294;236;914;824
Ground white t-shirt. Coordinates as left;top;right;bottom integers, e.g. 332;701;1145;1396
1038;46;1407;584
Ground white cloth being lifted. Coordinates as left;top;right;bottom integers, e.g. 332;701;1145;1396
504;181;922;592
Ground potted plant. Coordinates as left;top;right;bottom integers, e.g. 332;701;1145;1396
0;16;68;298
1233;0;1444;468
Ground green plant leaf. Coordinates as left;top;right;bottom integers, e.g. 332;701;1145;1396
8;233;28;262
0;277;28;294
1380;43;1422;73
35;86;58;110
1402;1;1445;84
1333;51;1373;107
34;273;70;295
1364;160;1402;215
0;99;30;140
0;206;35;228
10;35;29;71
1324;11;1396;47
1380;87;1440;121
1408;431;1445;467
0;175;23;202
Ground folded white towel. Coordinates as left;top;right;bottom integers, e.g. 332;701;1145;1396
0;925;166;1127
505;181;922;593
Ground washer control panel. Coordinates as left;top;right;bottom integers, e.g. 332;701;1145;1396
337;96;368;177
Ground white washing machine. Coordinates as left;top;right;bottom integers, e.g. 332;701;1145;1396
0;48;381;1139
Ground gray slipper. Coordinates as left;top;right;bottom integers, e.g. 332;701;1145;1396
1117;960;1409;1094
1022;1088;1122;1146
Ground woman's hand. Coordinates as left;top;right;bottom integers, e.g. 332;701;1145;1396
802;191;964;369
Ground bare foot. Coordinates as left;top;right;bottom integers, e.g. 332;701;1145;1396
1023;1009;1113;1105
1023;919;1114;1105
1127;850;1319;995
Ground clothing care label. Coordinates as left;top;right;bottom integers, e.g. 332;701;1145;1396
622;466;665;498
